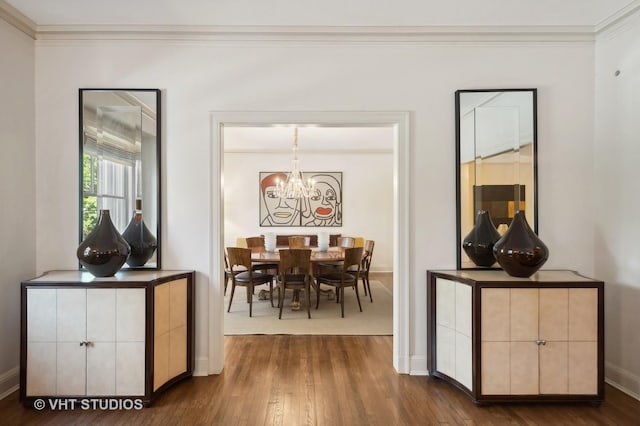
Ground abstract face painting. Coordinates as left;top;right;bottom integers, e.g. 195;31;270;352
303;173;342;227
259;172;301;226
259;171;342;227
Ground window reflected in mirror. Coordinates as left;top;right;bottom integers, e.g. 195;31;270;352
456;89;537;269
79;89;161;269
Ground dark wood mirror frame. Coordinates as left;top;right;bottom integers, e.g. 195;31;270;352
79;88;161;269
455;88;538;270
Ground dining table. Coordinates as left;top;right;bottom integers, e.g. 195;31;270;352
251;246;345;264
250;247;346;310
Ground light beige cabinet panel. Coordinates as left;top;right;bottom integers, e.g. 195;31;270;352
569;289;598;341
569;341;598;394
481;342;509;395
510;341;539;395
429;270;604;405
116;342;146;396
480;288;509;341
539;341;568;394
539;289;568;340
86;342;116;396
56;342;87;395
510;288;538;341
25;342;56;396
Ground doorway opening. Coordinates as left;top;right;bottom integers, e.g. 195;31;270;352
209;112;411;375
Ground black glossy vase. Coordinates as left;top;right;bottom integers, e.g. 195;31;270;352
493;211;549;278
462;210;501;267
77;209;130;277
122;209;157;267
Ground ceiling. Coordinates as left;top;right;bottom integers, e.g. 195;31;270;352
3;0;637;28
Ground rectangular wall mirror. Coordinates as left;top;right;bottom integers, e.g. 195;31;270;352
79;89;161;269
456;89;537;269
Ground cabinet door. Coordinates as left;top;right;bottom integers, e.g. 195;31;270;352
56;289;87;395
86;289;116;395
539;289;569;394
539;288;598;395
509;288;539;394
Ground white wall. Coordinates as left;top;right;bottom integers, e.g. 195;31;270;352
29;37;598;375
595;11;640;399
0;19;35;397
224;148;394;272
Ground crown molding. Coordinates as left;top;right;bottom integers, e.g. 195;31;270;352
0;0;36;38
31;24;597;43
595;0;640;33
3;1;638;44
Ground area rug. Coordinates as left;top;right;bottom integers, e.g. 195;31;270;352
224;280;392;335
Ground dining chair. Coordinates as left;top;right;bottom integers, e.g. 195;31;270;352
357;240;375;302
317;235;356;275
315;246;363;317
288;235;311;249
245;236;278;274
226;247;275;317
337;236;355;248
223;250;241;296
277;249;313;319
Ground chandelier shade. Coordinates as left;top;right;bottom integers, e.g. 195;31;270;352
275;128;316;198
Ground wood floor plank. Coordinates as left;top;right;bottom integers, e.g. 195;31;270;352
3;333;640;424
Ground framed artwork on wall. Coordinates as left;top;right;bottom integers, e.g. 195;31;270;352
259;171;343;227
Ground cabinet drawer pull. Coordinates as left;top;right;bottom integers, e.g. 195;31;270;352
79;341;94;347
535;339;546;346
79;341;86;346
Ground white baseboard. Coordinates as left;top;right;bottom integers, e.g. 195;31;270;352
410;355;429;376
606;361;640;401
0;366;19;400
193;357;209;377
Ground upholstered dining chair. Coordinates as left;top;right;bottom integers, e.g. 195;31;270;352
226;247;275;317
277;249;313;319
288;235;311;249
315;246;363;317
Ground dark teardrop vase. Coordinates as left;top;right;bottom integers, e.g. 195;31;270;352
77;209;130;277
493;211;549;278
462;210;501;267
122;210;157;267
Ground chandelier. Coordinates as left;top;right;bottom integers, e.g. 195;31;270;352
275;127;316;198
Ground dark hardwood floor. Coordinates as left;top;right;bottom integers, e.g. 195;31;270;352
4;273;639;424
2;334;640;425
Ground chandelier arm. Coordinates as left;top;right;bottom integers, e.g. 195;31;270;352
275;127;316;199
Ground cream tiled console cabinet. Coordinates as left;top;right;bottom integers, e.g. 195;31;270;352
427;270;604;404
20;270;195;407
